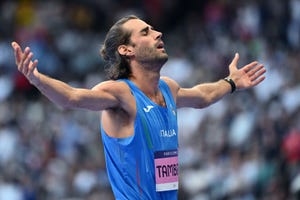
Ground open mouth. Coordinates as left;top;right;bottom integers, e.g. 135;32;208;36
157;42;164;49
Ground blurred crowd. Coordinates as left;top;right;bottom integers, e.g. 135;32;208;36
0;0;300;199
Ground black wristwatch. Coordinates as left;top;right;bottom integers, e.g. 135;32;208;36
223;77;236;93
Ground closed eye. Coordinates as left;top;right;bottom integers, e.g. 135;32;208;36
140;26;155;36
140;27;149;36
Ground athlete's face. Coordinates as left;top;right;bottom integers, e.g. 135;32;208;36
122;19;168;66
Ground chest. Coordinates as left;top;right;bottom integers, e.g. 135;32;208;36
137;98;178;151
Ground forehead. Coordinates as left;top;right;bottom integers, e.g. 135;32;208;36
122;19;149;35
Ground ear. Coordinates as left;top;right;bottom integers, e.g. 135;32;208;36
118;45;134;56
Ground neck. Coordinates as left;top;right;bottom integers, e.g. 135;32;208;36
129;62;162;97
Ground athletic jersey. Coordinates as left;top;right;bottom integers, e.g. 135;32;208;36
101;79;178;200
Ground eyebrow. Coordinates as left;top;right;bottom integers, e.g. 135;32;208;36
140;26;153;33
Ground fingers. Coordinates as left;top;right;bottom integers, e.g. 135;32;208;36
250;65;266;82
229;53;240;70
228;54;266;88
251;76;266;86
18;47;29;73
11;41;23;64
11;42;38;76
245;62;266;79
242;61;259;73
246;64;264;76
244;63;266;87
22;51;34;74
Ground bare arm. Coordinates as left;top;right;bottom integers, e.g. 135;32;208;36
176;53;266;108
12;42;120;111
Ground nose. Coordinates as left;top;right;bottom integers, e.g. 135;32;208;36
155;30;162;40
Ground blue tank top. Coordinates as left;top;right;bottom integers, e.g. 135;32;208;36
101;79;178;200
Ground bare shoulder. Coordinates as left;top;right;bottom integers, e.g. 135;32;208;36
92;80;132;99
160;76;180;103
91;80;134;111
94;80;136;138
92;80;130;93
161;76;180;90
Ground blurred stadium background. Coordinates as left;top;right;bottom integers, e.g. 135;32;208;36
0;0;300;199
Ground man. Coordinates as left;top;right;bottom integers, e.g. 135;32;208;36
12;15;266;200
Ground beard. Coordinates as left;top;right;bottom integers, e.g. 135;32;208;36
135;45;168;67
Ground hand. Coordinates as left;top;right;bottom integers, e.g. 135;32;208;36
11;41;40;85
228;53;266;90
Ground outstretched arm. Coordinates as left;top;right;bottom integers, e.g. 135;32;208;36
176;53;266;108
12;42;119;111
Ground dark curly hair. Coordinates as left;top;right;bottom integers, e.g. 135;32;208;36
100;15;139;80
